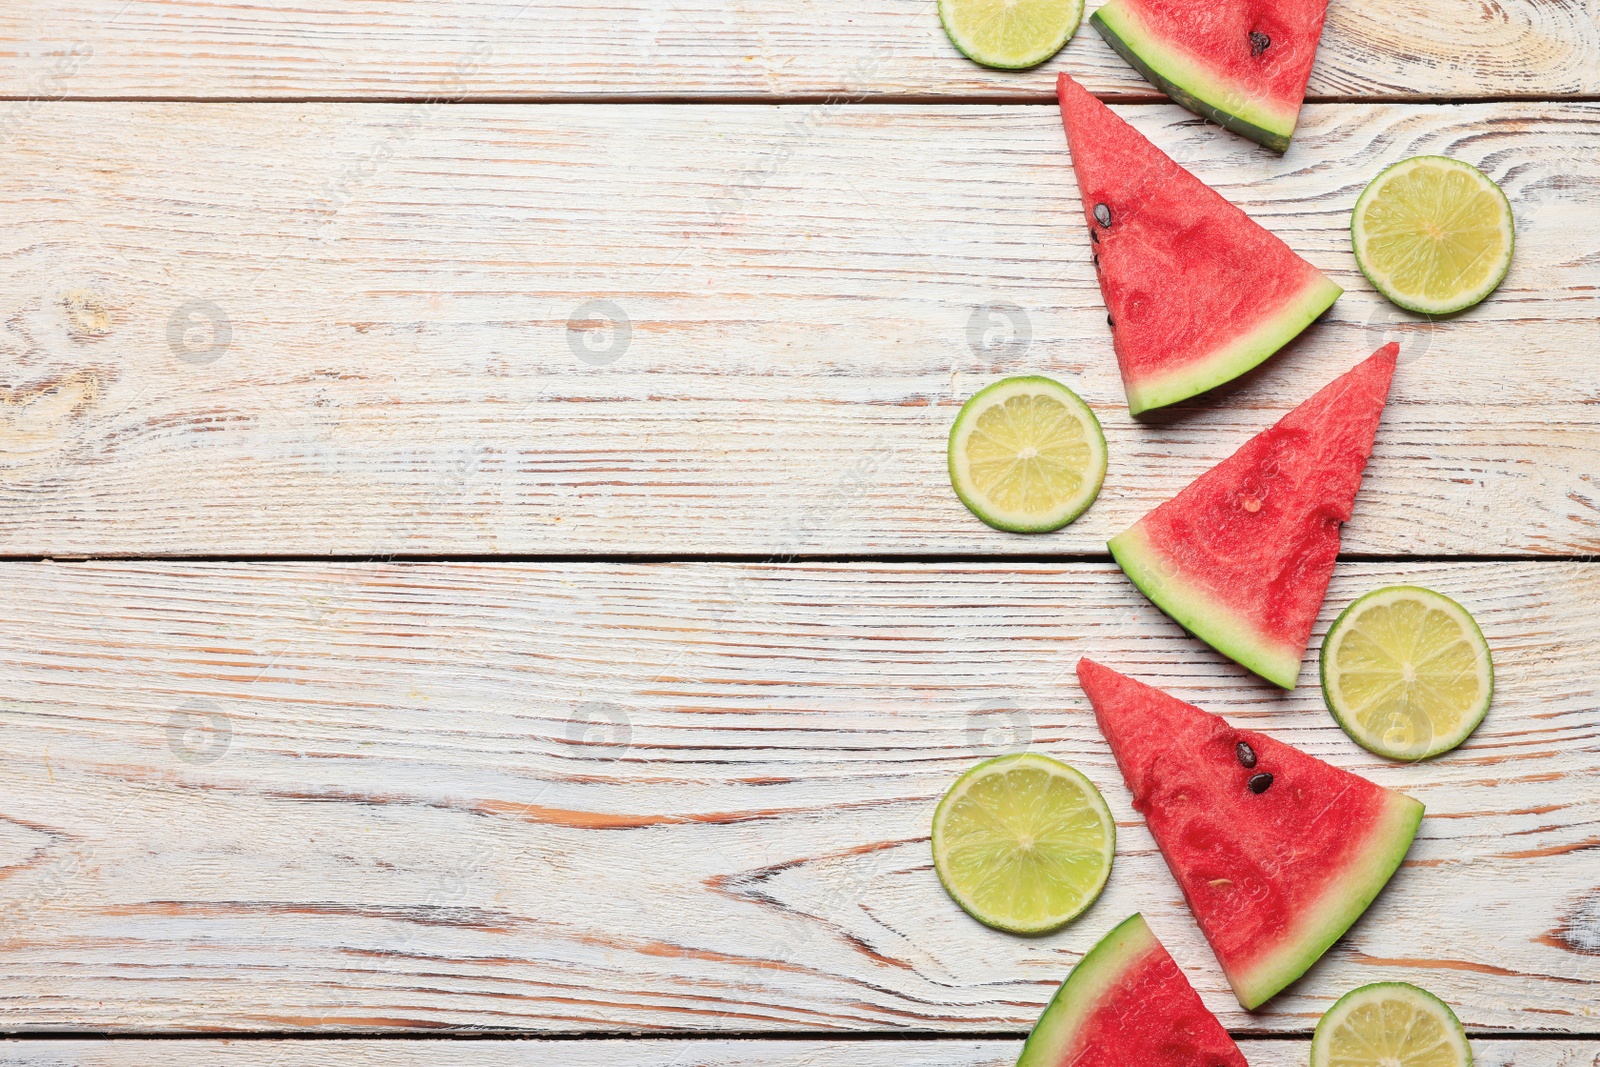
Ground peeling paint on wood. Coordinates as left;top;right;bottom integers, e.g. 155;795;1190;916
1;0;1596;100
0;1038;1595;1066
1551;893;1600;956
0;102;1596;555
0;560;1593;1033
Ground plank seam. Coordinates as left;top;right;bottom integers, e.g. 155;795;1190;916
0;553;1588;565
0;94;1594;105
0;1031;1594;1041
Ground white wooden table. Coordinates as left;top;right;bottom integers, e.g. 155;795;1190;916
0;1;1597;1063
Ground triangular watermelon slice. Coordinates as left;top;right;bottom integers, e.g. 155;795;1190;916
1110;343;1398;688
1091;0;1330;153
1018;913;1246;1067
1077;660;1424;1010
1057;73;1341;414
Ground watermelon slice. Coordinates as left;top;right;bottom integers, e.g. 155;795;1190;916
1018;913;1246;1067
1091;0;1330;153
1110;344;1398;688
1076;660;1423;1010
1057;73;1341;415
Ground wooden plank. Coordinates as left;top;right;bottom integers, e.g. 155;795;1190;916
1;101;1596;557
0;1039;1595;1066
0;560;1593;1033
2;0;1597;101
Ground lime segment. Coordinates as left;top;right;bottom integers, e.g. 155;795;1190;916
931;753;1115;934
938;0;1084;69
1352;155;1514;315
948;376;1107;533
1312;982;1472;1067
1321;586;1492;761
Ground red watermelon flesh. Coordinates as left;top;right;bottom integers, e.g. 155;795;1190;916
1090;0;1330;152
1109;343;1398;688
1076;659;1423;1010
1017;913;1246;1067
1057;73;1341;414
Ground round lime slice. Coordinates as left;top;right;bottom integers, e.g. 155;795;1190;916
1312;982;1472;1067
1352;155;1514;315
1320;586;1493;761
938;0;1084;70
948;376;1107;534
931;753;1115;935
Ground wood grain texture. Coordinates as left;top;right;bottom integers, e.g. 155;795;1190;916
1;101;1597;557
0;560;1594;1033
0;1039;1595;1067
1;0;1597;101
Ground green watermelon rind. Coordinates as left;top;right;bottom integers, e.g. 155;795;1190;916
1016;913;1158;1067
1090;1;1300;154
1108;522;1305;688
1228;790;1424;1009
1123;273;1343;415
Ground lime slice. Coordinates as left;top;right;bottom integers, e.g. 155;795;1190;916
931;753;1115;934
1311;982;1472;1067
938;0;1084;69
1352;155;1514;315
1321;586;1493;761
948;376;1107;534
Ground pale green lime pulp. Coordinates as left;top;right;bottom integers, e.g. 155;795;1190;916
1337;600;1478;743
1313;984;1472;1067
965;394;1092;518
1353;156;1513;314
1323;1001;1459;1067
939;0;1084;69
1323;588;1491;760
1363;171;1503;300
935;757;1113;932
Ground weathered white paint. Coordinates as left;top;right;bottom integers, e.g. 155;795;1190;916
0;1039;1595;1066
0;561;1593;1033
1;102;1595;556
2;0;1596;100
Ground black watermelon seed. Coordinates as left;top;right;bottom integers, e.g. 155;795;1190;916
1093;203;1113;227
1092;254;1099;268
1248;772;1274;794
1091;229;1100;245
1236;741;1257;768
1250;31;1271;55
1106;314;1115;328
